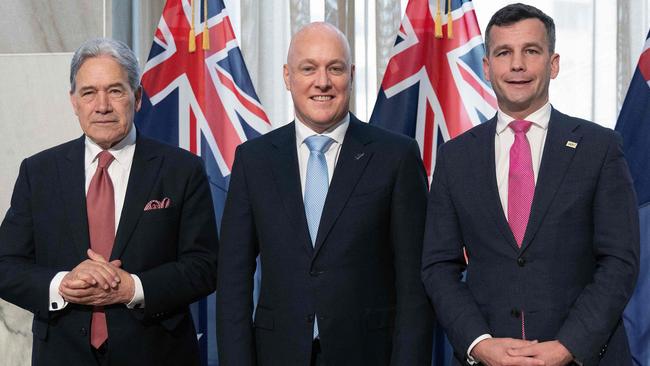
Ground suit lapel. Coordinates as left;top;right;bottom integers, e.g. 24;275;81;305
471;119;519;251
111;135;163;260
313;118;373;256
58;136;91;259
520;109;581;251
269;124;314;256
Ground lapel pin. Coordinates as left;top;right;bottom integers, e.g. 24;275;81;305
354;153;365;160
565;141;578;149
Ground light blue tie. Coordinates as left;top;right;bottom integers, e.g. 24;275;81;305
304;135;335;246
303;135;334;340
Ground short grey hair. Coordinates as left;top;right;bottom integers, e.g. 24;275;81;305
69;38;140;92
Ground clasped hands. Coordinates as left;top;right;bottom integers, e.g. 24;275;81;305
59;249;135;306
472;338;574;366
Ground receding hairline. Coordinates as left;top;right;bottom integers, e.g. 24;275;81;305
286;22;352;65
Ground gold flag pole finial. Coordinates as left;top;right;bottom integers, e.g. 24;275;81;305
447;0;453;38
435;0;443;38
202;0;210;50
189;0;197;52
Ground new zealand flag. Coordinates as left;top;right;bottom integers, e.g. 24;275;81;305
370;0;496;180
135;0;270;364
616;29;650;366
370;1;495;364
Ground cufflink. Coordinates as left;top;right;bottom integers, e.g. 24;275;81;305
51;302;58;310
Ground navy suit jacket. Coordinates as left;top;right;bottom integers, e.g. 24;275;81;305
421;109;640;365
0;133;218;366
216;115;434;366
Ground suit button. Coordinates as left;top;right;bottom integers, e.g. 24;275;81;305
510;308;520;318
80;327;88;336
306;314;314;323
517;257;526;267
599;344;608;357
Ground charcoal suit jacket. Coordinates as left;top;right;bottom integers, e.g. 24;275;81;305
0;133;218;366
217;115;434;366
422;109;639;365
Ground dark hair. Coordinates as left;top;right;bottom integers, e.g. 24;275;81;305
485;3;556;54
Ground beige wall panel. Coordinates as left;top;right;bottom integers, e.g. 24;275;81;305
0;54;81;214
0;53;82;366
0;1;105;53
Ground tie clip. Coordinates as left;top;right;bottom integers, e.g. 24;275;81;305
565;141;578;149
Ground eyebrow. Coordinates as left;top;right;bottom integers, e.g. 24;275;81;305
77;82;128;92
493;41;544;51
297;58;348;66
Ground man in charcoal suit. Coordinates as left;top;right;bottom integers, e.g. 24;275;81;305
422;4;639;366
216;22;433;366
0;38;218;365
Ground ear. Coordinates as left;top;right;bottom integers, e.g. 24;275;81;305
134;86;143;112
549;53;560;80
283;64;291;91
482;56;491;82
350;64;355;87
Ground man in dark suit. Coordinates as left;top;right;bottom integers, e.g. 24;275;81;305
421;4;639;366
0;38;218;366
216;22;433;366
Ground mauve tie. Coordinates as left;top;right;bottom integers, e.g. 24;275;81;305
86;150;115;348
507;120;534;247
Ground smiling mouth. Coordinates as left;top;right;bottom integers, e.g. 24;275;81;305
311;95;334;101
507;80;532;85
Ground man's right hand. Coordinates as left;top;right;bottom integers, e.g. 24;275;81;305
472;338;546;366
61;249;121;291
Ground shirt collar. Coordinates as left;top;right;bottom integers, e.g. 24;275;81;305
295;113;350;146
85;124;137;167
496;102;551;135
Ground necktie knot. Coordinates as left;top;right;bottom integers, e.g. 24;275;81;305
305;135;335;154
97;151;115;169
509;120;533;134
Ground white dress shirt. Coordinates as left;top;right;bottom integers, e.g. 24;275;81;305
467;102;551;362
49;126;145;311
295;114;350;194
294;113;349;338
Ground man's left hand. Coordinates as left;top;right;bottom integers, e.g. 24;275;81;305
506;340;574;366
59;249;135;306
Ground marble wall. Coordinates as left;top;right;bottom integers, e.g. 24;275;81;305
0;1;111;364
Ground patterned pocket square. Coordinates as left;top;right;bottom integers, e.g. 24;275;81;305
144;197;171;211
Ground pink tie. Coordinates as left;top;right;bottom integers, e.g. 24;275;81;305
507;120;534;247
86;150;115;348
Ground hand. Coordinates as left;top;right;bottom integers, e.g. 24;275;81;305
59;249;135;306
507;340;573;366
472;338;546;366
61;249;121;290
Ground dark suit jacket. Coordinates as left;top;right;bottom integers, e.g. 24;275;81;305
0;133;218;366
216;115;433;366
421;109;640;365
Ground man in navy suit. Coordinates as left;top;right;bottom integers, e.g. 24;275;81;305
216;22;433;366
0;38;218;365
421;4;639;366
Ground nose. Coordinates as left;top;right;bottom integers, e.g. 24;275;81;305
510;51;525;72
95;91;113;113
314;68;331;90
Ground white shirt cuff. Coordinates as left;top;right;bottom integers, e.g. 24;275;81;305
49;271;69;311
126;274;145;309
467;334;493;364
